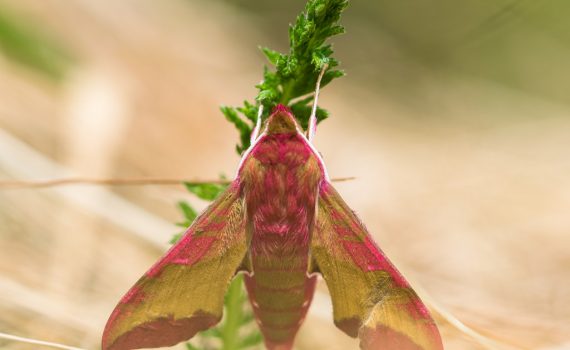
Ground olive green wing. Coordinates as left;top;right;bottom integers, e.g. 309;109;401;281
102;181;248;350
311;182;443;350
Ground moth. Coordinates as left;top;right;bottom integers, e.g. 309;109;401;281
102;83;444;350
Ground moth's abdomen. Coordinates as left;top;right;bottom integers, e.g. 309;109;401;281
244;258;316;349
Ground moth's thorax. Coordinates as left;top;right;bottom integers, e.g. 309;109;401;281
240;132;322;254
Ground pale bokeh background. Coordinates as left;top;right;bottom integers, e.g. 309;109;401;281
0;1;569;349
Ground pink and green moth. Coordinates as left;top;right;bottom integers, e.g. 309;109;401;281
102;78;444;350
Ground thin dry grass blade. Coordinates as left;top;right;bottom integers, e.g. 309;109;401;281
0;176;356;189
0;332;86;350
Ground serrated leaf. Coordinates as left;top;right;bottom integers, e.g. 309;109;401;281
184;182;227;201
221;105;253;154
314;3;326;18
257;89;277;102
276;55;299;78
321;69;345;88
311;51;329;69
237;100;259;123
231;0;348;112
324;24;345;37
221;106;251;135
260;47;282;66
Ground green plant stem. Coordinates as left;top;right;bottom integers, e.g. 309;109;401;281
221;275;245;350
280;82;295;105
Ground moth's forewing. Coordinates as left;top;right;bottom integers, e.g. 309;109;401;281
311;181;444;350
101;182;247;350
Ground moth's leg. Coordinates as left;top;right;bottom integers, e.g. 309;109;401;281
250;104;264;142
308;63;328;142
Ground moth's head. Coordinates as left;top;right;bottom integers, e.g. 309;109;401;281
265;104;300;135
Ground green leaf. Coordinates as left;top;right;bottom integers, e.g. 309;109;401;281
221;105;253;154
0;6;74;80
237;100;259;124
260;46;282;65
200;327;223;339
222;0;348;144
240;311;255;324
170;201;197;244
239;331;264;349
185;343;200;350
257;88;277;102
169;232;183;245
178;201;198;222
291;103;329;130
184;182;227;201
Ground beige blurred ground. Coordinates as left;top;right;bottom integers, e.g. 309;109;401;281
0;1;569;349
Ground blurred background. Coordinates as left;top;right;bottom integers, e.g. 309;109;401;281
0;0;569;349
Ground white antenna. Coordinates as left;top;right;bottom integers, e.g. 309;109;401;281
308;63;328;142
250;104;264;142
